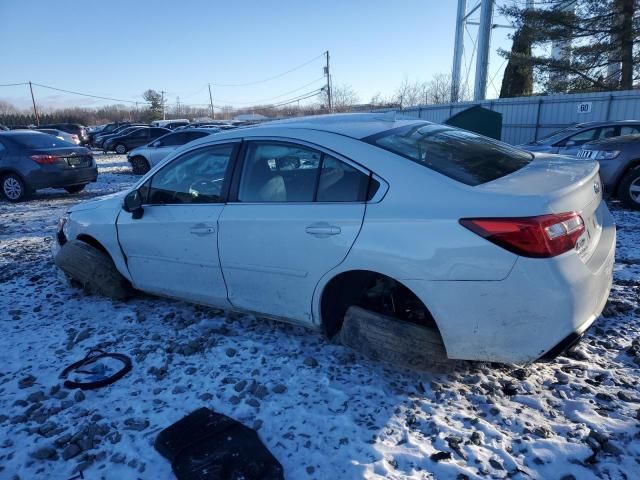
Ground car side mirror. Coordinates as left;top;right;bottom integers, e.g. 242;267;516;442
151;140;162;147
123;189;144;219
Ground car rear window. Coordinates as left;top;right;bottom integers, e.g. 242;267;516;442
365;124;533;186
9;132;74;149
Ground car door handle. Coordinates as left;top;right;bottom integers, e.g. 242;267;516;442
189;224;216;236
305;223;341;237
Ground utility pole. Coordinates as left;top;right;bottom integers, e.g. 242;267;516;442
473;0;494;101
28;81;40;126
324;50;332;113
160;90;166;120
208;83;215;119
451;0;467;102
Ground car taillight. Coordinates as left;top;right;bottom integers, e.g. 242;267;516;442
459;212;585;258
31;154;61;164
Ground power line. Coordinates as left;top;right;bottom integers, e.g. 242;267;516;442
30;82;149;105
209;52;325;87
0;82;28;87
211;76;326;105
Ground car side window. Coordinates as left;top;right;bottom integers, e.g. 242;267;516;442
621;126;640;135
238;143;321;202
160;133;184;146
186;131;209;142
563;128;599;146
147;144;235;205
598;126;617;140
317;155;370;202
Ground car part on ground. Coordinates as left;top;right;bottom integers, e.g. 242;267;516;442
337;306;452;372
155;407;284;480
59;348;132;390
0;131;98;202
54;239;130;299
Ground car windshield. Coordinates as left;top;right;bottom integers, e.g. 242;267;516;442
366;123;533;186
9;132;75;148
536;127;580;144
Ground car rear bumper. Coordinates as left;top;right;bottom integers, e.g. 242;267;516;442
27;166;98;189
406;204;616;364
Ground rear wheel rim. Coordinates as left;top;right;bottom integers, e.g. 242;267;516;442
3;177;22;200
629;177;640;203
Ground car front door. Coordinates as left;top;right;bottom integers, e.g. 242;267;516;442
218;140;371;324
117;142;238;306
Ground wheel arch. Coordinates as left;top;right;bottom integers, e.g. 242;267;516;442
315;268;445;345
613;158;640;196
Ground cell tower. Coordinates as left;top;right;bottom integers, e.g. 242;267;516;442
451;0;495;102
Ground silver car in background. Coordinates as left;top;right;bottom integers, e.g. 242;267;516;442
127;128;218;174
520;120;640;156
578;134;640;209
36;128;81;145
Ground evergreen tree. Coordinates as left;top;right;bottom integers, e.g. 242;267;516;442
499;0;639;94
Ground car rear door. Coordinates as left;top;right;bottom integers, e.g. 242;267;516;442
217;139;371;324
117;142;239;306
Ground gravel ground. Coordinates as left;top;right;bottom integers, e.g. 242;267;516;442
1;153;639;479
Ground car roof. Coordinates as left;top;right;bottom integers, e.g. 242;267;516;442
239;113;426;140
575;120;640;128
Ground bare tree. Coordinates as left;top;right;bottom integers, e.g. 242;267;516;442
320;84;359;112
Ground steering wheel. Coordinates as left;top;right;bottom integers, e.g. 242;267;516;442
188;177;222;199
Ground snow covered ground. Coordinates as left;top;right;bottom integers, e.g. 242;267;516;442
1;153;639;480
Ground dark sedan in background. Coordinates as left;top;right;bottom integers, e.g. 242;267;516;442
578;134;640;209
92;124;148;149
0;131;97;202
520;120;640;156
103;127;170;154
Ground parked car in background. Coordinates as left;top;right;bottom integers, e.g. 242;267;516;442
93;124;147;149
39;123;89;145
54;114;615;364
520;120;640;156
0;130;97;202
151;119;190;130
103;127;170;154
88;122;130;146
577;134;640;209
0;125;9;131
36;128;80;145
127;128;217;174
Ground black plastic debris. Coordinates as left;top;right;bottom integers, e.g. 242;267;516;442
155;407;283;480
60;348;132;390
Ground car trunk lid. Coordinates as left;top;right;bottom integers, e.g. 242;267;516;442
477;154;603;262
31;146;93;168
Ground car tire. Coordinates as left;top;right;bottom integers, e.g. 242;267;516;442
618;165;640;210
2;173;29;202
64;184;87;194
54;239;130;299
115;143;127;155
130;156;150;175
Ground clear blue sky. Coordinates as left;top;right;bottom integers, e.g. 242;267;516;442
0;0;512;111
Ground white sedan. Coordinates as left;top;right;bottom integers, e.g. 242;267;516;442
54;114;615;364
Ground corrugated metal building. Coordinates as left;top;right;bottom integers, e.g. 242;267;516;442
390;90;640;145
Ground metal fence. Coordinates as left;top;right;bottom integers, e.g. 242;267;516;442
389;89;640;146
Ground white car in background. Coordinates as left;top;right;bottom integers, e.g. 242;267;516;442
54;114;615;364
127;128;218;174
36;128;80;145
